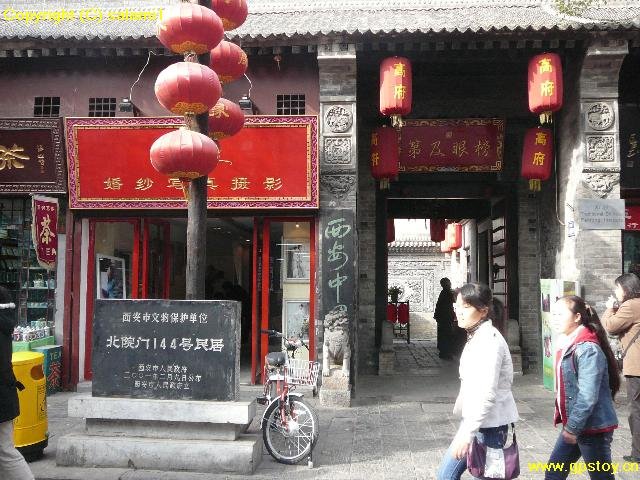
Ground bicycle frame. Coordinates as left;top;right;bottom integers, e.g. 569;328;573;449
260;364;304;426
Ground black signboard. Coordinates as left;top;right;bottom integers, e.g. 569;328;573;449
321;209;356;323
92;299;240;401
621;105;640;190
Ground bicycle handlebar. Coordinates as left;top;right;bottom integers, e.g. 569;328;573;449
261;329;310;351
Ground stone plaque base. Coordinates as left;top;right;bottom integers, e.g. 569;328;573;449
56;395;261;475
378;350;395;375
320;368;351;407
511;347;523;376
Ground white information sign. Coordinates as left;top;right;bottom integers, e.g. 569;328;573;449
577;199;625;230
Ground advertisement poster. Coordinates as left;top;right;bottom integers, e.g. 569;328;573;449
540;279;580;391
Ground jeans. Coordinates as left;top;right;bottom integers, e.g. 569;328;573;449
544;431;614;480
627;376;640;458
0;420;34;480
437;424;509;480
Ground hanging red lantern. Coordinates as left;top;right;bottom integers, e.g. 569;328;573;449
155;62;222;116
521;127;553;192
447;223;462;250
387;303;398;323
209;41;248;84
380;56;412;126
528;53;563;124
211;0;248;31
157;3;224;55
430;219;446;243
150;129;220;180
387;219;395;244
370;126;399;189
440;239;452;254
209;99;245;140
397;303;409;325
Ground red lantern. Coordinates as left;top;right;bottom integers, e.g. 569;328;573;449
387;303;397;323
155;62;222;116
440;240;452;254
370;126;399;189
528;53;563;124
209;99;245;140
521;127;553;191
447;223;462;250
397;303;409;325
150;129;220;180
211;0;248;31
157;3;224;55
430;219;446;243
380;57;412;123
387;219;395;244
209;41;248;84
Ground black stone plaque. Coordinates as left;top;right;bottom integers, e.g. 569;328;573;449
321;209;356;323
92;299;240;401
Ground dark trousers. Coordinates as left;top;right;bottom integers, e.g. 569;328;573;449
544;431;614;480
627;376;640;458
437;322;452;355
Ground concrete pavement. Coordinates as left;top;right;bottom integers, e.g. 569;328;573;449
27;339;638;479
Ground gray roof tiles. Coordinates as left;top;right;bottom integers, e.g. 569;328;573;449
1;0;639;42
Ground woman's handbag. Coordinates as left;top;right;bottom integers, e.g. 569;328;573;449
467;425;520;480
611;328;640;372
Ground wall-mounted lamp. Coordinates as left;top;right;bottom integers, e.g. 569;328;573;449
119;97;141;117
238;95;256;115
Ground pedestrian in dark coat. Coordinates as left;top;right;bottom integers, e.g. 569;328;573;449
435;277;456;359
0;285;34;479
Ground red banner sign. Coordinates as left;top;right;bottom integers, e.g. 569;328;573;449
399;118;504;172
64;116;318;209
626;206;640;230
32;195;58;270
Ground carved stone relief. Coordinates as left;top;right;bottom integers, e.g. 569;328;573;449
323;138;351;165
325;105;353;133
586;102;615;131
320;174;356;199
582;173;620;198
388;261;438;312
586;135;615;163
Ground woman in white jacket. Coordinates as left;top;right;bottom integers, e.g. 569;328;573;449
437;283;519;480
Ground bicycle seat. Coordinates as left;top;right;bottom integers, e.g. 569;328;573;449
266;352;287;368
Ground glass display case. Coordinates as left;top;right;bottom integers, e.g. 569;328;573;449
0;198;55;326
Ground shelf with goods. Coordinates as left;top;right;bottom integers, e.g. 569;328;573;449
0;203;56;327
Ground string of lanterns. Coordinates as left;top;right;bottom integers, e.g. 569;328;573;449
522;52;563;191
150;0;248;193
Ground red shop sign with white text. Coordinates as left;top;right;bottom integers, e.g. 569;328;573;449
32;195;58;270
399;118;504;172
64;116;318;209
626;206;640;230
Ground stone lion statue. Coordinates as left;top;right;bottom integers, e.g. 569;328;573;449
322;305;350;377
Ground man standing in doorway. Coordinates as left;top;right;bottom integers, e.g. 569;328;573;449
434;277;456;360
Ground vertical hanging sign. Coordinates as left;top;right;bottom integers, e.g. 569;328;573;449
31;195;58;270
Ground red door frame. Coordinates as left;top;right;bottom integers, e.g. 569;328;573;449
250;217;261;384
142;219;171;299
84;218;141;380
256;217;317;381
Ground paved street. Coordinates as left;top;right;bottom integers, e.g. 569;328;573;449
29;338;637;479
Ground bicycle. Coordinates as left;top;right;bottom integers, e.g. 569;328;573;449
257;329;320;467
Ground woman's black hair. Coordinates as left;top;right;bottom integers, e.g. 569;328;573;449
458;283;492;316
559;295;620;398
615;273;640;303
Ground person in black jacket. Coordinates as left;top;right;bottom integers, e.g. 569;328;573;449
0;286;34;479
434;278;456;359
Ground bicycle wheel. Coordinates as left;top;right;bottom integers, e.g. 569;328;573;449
262;397;319;465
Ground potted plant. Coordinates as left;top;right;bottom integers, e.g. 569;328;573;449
388;285;403;303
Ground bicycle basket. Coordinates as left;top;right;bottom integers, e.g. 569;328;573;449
285;359;319;386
